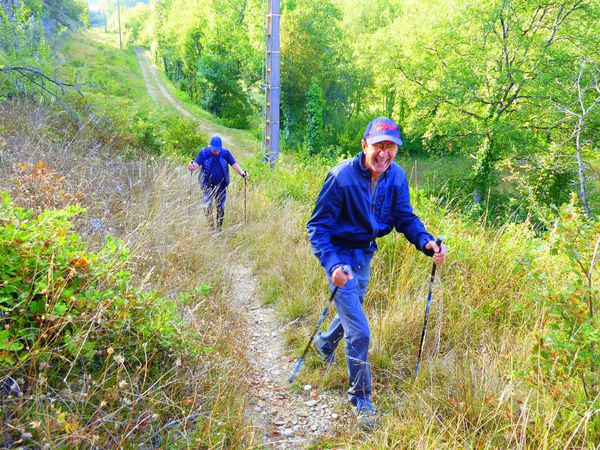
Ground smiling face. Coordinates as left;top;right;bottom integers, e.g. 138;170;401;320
361;140;398;179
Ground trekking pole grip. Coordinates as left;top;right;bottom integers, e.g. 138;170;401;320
430;236;443;277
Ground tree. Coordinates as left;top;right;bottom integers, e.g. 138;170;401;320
555;59;600;217
304;78;325;155
281;0;344;146
391;0;594;204
149;0;259;127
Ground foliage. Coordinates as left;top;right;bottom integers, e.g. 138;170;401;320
128;0;598;216
0;193;179;368
388;0;599;206
42;0;89;28
304;77;325;155
198;52;251;128
281;0;357;150
60;30;205;158
530;198;599;404
121;2;151;47
0;195;189;447
0;0;47;70
144;0;260;127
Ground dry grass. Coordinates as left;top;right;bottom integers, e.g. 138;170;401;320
227;150;598;448
1;91;596;447
0;101;260;447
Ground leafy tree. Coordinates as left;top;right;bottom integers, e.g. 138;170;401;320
304;77;325;155
121;2;151;47
553;59;600;217
148;0;259;127
390;0;596;205
281;0;344;146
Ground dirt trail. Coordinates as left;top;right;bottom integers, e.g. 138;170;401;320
135;48;349;448
135;47;236;150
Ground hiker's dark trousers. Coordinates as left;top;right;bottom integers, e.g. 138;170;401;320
202;183;227;231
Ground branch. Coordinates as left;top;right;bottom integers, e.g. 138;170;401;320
395;63;484;120
0;66;84;120
545;0;585;49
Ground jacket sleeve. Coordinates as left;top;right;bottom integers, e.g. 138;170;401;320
394;177;434;255
307;171;344;274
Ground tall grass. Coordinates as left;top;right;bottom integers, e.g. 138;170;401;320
0;98;263;447
229;149;598;447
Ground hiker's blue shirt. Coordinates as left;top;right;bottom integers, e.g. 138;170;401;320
194;147;236;188
307;152;433;274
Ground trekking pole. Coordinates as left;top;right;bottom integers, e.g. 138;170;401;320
189;162;194;217
244;172;248;223
415;236;443;378
289;265;351;383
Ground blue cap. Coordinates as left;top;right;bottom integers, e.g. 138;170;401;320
362;117;403;146
209;135;223;151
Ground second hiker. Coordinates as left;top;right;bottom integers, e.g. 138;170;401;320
188;135;248;232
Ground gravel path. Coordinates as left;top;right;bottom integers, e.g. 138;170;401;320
135;48;350;448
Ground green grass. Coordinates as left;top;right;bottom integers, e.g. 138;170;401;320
57;30;206;161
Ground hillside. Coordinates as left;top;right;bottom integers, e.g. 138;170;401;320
1;13;598;450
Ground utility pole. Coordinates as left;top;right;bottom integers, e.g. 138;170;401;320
117;0;122;49
264;0;280;167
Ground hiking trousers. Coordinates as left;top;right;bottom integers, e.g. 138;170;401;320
315;248;374;404
201;183;227;231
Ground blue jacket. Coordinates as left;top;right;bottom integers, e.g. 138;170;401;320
194;147;236;187
307;152;434;274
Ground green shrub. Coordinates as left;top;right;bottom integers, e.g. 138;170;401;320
0;193;179;368
530;198;599;405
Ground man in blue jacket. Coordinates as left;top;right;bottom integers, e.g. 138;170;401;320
188;135;248;232
307;117;447;430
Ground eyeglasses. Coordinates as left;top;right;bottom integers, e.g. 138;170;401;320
370;143;398;152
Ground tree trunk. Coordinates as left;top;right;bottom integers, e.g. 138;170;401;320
472;134;495;205
575;119;591;217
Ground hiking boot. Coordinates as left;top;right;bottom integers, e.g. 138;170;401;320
353;398;378;431
312;338;335;364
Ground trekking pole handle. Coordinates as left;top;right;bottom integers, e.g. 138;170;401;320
430;236;443;277
289;265;351;383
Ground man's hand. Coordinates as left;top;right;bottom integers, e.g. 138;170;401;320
242;170;249;179
188;162;199;173
425;241;447;267
332;265;353;287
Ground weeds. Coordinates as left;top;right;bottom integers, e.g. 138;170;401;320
0;96;256;447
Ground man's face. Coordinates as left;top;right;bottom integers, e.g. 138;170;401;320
362;140;398;176
211;149;220;155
